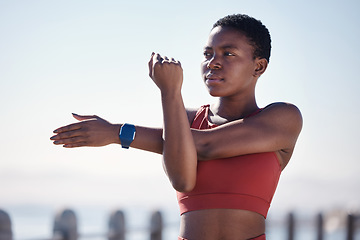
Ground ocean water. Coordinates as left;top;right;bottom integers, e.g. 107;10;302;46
1;205;359;240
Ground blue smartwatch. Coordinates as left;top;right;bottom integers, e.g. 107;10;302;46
119;123;136;149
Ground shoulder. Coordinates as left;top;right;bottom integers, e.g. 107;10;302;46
263;102;301;115
261;102;303;132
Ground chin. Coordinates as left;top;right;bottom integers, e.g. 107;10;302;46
208;90;223;97
206;86;227;97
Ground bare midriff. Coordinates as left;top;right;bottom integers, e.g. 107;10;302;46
179;209;265;240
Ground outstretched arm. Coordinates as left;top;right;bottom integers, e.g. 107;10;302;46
51;114;163;154
52;102;302;171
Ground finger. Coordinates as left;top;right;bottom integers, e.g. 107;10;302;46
53;136;86;145
148;52;155;77
72;113;101;121
51;128;83;141
53;122;82;134
163;56;173;64
63;141;88;148
155;53;163;63
152;53;165;73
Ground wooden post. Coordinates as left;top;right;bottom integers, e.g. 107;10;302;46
150;210;163;240
316;213;323;240
108;210;125;240
53;209;78;240
287;212;295;240
0;209;12;240
346;214;355;240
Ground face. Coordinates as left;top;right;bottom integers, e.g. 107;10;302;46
201;26;262;98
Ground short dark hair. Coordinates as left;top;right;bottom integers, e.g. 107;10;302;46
213;14;271;62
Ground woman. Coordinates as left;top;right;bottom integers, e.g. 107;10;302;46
51;14;302;240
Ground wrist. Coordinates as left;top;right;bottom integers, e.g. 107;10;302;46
113;124;122;144
160;89;182;99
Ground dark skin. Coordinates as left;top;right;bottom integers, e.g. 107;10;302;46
51;26;302;239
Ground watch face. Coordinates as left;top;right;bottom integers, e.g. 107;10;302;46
120;124;136;148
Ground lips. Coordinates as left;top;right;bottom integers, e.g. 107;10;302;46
205;73;224;85
206;79;223;85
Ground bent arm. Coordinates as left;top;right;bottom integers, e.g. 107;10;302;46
149;53;197;192
160;92;197;192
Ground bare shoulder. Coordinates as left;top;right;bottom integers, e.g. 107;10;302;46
259;103;303;169
263;102;302;121
261;102;303;136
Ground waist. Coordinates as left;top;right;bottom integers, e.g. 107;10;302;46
179;209;265;240
178;193;270;218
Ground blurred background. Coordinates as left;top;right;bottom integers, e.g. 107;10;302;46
1;0;359;239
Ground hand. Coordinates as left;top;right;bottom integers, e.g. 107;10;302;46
148;52;183;94
50;114;121;148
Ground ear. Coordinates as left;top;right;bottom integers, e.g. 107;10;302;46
253;58;268;77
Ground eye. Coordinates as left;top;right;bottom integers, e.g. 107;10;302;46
224;51;235;57
203;50;213;59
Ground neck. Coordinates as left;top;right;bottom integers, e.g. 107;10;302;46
212;95;259;121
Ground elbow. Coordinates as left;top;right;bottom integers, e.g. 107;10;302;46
172;179;196;193
168;167;196;192
163;149;198;192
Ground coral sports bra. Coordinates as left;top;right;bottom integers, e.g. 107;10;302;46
177;105;281;218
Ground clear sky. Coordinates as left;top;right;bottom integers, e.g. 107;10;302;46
1;0;359;216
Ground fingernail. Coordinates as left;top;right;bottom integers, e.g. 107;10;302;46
50;136;56;140
53;129;58;133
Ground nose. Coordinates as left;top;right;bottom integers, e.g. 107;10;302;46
207;55;221;69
